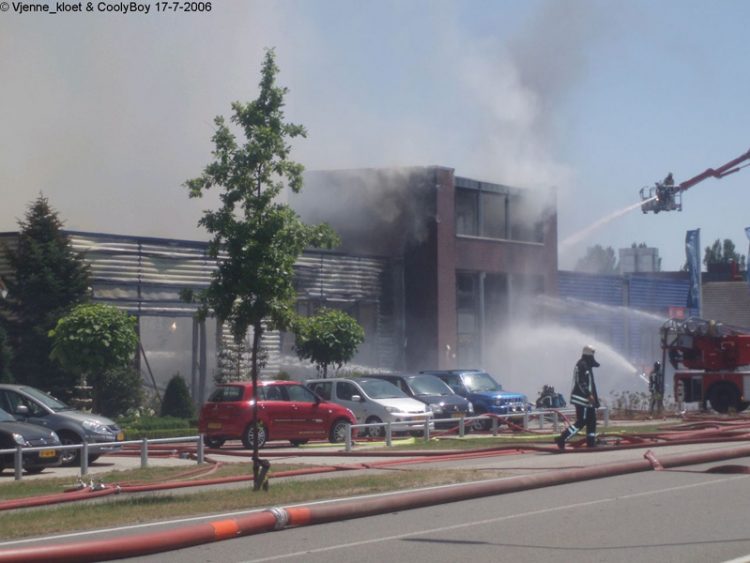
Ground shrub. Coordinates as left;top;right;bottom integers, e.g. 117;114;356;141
92;366;143;418
161;374;195;419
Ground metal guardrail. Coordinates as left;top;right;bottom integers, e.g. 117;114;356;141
2;408;611;479
343;407;609;452
0;436;205;481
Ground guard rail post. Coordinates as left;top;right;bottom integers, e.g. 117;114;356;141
14;445;22;481
345;427;352;452
385;423;392;447
81;442;89;476
553;411;559;433
141;438;149;469
459;416;465;437
538;411;544;430
491;416;498;436
423;418;430;441
603;406;609;428
197;434;205;464
523;410;529;430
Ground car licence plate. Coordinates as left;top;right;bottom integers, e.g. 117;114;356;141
39;449;56;458
207;422;222;430
117;432;125;441
451;413;464;418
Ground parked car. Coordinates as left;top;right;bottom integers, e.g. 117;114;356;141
199;380;358;449
305;377;433;438
366;373;474;428
420;369;530;431
0;407;62;474
0;384;123;466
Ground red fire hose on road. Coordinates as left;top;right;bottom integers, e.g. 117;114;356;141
1;443;749;562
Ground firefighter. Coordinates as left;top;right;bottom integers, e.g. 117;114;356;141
648;361;661;417
555;345;600;451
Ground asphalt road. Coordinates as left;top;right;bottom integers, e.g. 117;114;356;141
115;456;750;563
3;442;749;563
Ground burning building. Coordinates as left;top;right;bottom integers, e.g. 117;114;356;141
294;166;558;371
0;167;557;400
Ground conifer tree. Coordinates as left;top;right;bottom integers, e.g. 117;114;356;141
0;195;90;397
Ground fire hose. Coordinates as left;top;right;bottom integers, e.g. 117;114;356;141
1;443;750;562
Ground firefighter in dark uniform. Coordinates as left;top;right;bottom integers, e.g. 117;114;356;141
555;345;601;450
648;361;661;417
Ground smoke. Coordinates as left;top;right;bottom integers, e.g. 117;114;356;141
483;291;666;403
486;321;647;407
0;1;615;244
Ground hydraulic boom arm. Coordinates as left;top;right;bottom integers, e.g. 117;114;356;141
640;148;750;214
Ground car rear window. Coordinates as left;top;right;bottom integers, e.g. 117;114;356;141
209;386;244;402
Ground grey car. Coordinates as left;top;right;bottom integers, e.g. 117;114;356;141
0;384;123;466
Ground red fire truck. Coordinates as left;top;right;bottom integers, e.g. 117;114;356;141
662;318;750;413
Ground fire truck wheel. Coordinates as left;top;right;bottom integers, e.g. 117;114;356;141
708;383;740;414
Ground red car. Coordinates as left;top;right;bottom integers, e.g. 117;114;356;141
198;380;357;449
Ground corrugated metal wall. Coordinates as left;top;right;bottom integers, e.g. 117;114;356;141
557;271;691;365
0;231;402;387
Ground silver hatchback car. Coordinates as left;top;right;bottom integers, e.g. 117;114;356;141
0;384;123;465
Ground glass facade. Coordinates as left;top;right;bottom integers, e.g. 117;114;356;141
455;185;544;243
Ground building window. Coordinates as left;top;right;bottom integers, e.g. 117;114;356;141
455;186;544;243
481;191;507;239
456;272;480;366
455;189;478;236
509;194;544;243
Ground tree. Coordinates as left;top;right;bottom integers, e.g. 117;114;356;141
49;303;139;413
294;308;365;378
0;324;12;383
161;374;195;419
704;238;746;271
574;245;618;275
0;195;91;397
184;48;338;488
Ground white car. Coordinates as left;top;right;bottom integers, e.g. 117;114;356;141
306;377;433;438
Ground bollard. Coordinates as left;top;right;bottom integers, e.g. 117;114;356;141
197;435;205;464
141;437;149;469
14;445;23;481
81;442;89;476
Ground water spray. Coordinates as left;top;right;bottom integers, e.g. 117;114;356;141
560;197;655;251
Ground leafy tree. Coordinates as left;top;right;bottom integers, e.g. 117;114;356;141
0;195;90;397
161;374;195;419
294;308;365;378
0;324;13;383
574;244;618;275
49;303;138;412
704;238;746;271
184;48;338;486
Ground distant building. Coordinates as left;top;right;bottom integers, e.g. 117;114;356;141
618;246;661;274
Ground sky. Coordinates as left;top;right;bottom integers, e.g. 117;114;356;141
2;0;750;271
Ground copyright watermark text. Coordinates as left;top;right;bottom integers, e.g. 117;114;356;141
0;1;213;15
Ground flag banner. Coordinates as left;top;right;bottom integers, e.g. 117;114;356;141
685;229;701;311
